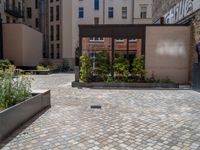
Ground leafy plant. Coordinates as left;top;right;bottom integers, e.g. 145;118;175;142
132;56;145;81
0;59;11;70
80;55;92;82
113;55;129;81
0;65;32;110
93;50;110;81
160;77;175;84
36;65;49;71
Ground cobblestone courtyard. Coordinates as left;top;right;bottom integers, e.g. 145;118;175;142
1;74;200;150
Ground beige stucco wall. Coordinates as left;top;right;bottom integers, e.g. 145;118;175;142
145;26;191;84
3;24;43;66
22;24;43;66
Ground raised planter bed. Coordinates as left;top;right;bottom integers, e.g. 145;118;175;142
23;69;59;75
0;90;51;142
72;81;179;88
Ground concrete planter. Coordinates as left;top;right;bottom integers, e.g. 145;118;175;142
23;70;57;75
0;90;51;142
72;81;179;88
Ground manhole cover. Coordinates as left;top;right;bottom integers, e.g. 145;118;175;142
90;105;102;109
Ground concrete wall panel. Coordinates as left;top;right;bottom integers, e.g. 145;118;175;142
145;26;191;84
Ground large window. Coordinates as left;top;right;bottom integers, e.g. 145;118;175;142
50;7;54;21
79;7;84;18
51;44;54;59
94;0;99;10
35;0;38;9
50;25;54;41
56;5;60;21
56;25;60;41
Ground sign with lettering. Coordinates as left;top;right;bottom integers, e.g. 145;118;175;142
164;0;200;24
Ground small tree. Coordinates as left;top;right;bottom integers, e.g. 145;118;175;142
132;56;145;81
113;55;129;81
80;55;92;82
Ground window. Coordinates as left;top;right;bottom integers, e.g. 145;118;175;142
56;5;60;21
35;0;38;9
94;17;99;24
56;25;60;40
94;0;99;10
115;39;125;42
27;7;32;18
35;18;39;28
6;16;10;23
50;25;54;41
79;7;84;18
140;6;147;19
89;37;104;42
57;44;60;59
122;7;127;19
108;7;113;18
50;7;54;21
51;44;54;59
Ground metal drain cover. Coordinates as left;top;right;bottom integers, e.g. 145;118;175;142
91;105;102;109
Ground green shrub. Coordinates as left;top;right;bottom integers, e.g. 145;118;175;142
80;55;92;82
36;65;49;71
132;56;145;81
113;55;129;81
93;50;110;81
0;59;11;70
160;77;175;84
0;65;32;110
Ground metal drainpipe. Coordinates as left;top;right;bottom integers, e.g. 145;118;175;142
132;0;134;24
103;0;105;24
0;18;3;59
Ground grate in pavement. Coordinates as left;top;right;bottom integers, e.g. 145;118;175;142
90;105;102;109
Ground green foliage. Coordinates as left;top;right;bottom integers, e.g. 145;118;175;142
36;65;49;71
80;55;92;82
160;77;175;84
132;56;145;80
113;55;129;81
0;65;32;110
0;59;11;70
93;50;110;81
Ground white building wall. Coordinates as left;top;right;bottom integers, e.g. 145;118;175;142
133;0;152;24
104;0;133;24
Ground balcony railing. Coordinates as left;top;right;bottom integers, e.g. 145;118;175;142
4;2;24;18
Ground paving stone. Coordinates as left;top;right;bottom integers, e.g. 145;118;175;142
0;74;200;150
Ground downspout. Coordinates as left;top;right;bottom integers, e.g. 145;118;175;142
132;0;134;24
103;0;105;24
0;19;3;59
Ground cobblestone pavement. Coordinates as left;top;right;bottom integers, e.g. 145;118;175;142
1;74;200;150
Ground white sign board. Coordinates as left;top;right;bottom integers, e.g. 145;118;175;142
164;0;200;24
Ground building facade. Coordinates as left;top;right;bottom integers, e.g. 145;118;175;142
62;0;153;68
1;0;153;68
0;0;24;23
23;0;49;58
